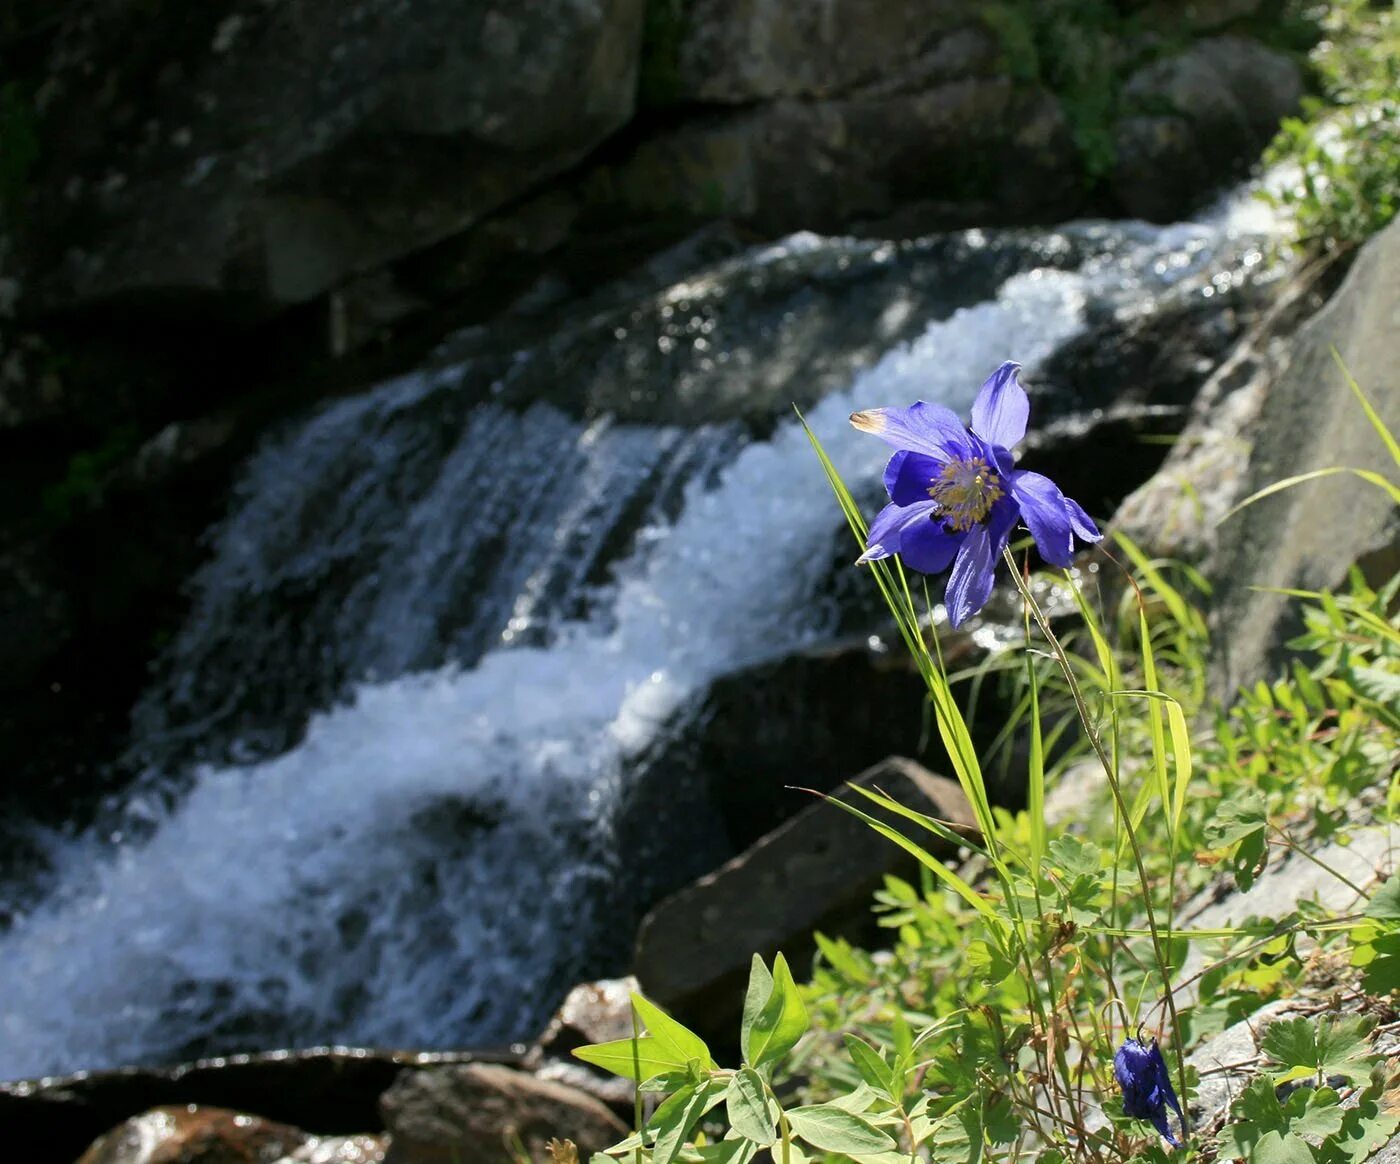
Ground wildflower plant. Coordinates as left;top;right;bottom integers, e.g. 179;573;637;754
571;357;1400;1164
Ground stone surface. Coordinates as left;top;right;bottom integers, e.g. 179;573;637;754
74;1104;388;1164
589;79;1083;236
0;1046;516;1164
1202;218;1400;693
536;978;639;1057
666;1;990;105
18;0;644;312
379;1063;626;1164
633;756;975;1046
1112;37;1302;221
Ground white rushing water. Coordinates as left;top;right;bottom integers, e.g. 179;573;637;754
0;194;1278;1079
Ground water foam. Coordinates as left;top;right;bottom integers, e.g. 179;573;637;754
0;199;1279;1076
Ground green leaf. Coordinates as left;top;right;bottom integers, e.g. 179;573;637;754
573;1035;690;1082
740;955;773;1066
724;1068;777;1146
631;992;714;1072
1261;1015;1378;1084
1324;1067;1400;1164
785;1104;896;1156
1361;932;1400;995
965;938;1016;987
649;1079;727;1164
746;953;809;1069
1203;787;1268;847
843;1034;895;1097
1365;874;1400;922
690;1139;757;1164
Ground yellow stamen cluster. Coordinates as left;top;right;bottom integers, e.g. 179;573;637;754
927;456;1002;531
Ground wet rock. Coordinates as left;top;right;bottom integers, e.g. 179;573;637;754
1111;37;1302;221
19;0;644;313
535;979;639;1057
74;1104;387;1164
633;756;975;1048
527;978;641;1118
0;1047;516;1164
380;1063;626;1164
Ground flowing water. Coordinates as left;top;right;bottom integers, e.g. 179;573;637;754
0;194;1281;1079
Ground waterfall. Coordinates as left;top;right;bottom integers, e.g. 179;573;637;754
0;194;1277;1079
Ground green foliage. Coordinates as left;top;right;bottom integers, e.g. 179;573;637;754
1262;1;1400;250
0;81;39;228
979;0;1126;182
1260;1015;1379;1086
638;0;686;110
42;425;143;523
1217;1066;1400;1164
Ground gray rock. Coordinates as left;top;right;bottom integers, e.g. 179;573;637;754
590;78;1082;234
666;0;987;105
1205;218;1400;693
380;1063;626;1164
74;1104;388;1164
21;0;643;312
1112;37;1302;220
632;756;975;1046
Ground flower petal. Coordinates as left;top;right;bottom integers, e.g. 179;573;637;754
857;499;939;562
945;523;999;627
1009;469;1075;567
850;401;967;459
884;451;944;505
898;518;962;574
1065;497;1102;543
970;361;1029;449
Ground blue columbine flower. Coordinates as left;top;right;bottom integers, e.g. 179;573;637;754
1114;1036;1187;1146
850;361;1102;627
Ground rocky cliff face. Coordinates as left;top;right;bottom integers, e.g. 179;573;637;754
2;0;1301;336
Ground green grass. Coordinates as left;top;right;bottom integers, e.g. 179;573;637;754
567;372;1400;1164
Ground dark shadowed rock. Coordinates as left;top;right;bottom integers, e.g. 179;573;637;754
633;756;975;1048
380;1064;626;1164
1112;37;1301;221
19;0;644;313
74;1104;387;1164
0;1046;517;1164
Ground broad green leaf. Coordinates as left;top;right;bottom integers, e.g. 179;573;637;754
690;1139;757;1164
631;992;714;1072
826;1082;880;1113
843;1034;894;1097
785;1104;896;1155
740;955;774;1066
724;1068;777;1146
574;1035;690;1082
1324;1067;1400;1164
1202;787;1267;847
1261;1015;1378;1084
1360;932;1400;995
1365;874;1400;922
1217;1075;1342;1161
649;1080;727;1164
746;953;809;1069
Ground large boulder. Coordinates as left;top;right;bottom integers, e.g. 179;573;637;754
1111;36;1302;221
1204;219;1400;691
17;0;643;312
632;756;975;1047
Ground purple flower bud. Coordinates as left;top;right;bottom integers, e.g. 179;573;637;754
1114;1036;1187;1147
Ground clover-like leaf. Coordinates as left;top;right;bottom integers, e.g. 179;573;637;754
1261;1015;1378;1085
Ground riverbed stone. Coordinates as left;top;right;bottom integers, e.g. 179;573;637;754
73;1104;388;1164
632;756;975;1047
379;1063;626;1164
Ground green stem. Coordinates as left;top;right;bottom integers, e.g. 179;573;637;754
1003;549;1189;1137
